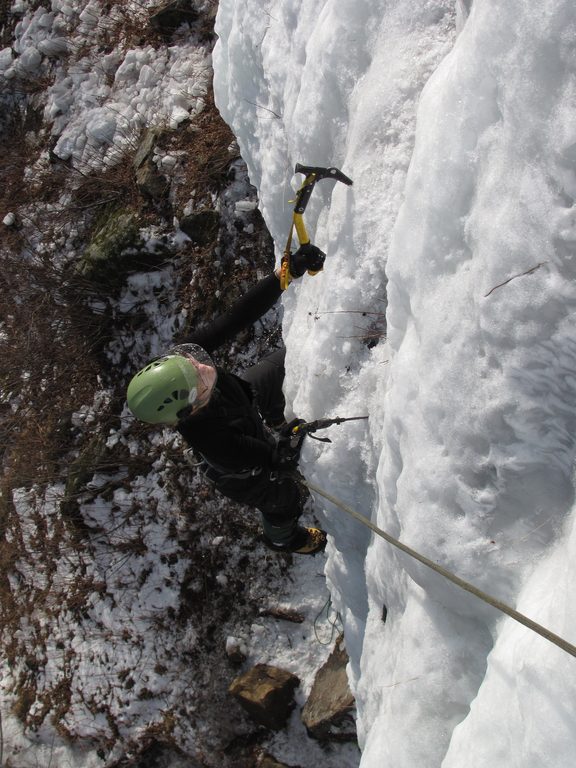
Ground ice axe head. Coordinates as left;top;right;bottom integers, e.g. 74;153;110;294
293;163;353;214
294;163;353;186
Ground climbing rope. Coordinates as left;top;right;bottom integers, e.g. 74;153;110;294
304;479;576;660
313;594;344;646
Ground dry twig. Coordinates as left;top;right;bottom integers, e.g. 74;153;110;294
484;261;548;297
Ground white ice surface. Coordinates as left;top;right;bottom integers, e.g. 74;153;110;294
214;0;576;766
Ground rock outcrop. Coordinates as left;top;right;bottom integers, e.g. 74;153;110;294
301;636;356;742
229;664;300;731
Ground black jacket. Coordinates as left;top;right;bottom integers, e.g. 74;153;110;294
176;274;282;471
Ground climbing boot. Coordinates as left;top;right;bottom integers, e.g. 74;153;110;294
263;526;327;555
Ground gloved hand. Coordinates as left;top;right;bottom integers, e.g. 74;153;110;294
274;418;306;469
289;243;326;278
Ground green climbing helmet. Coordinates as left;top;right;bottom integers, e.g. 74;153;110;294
127;354;201;425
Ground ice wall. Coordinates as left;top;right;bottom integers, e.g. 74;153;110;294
214;1;576;766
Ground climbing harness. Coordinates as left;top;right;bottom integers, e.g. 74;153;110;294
202;462;263;484
280;163;353;290
303;478;576;660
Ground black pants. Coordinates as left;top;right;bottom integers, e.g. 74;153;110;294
216;347;307;545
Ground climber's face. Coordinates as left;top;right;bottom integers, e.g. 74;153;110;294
180;354;217;413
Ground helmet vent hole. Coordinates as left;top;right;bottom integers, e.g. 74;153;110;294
178;389;188;400
163;397;172;404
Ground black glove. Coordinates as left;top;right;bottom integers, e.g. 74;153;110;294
274;418;306;469
289;243;326;278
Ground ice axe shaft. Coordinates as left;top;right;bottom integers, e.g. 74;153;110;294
292;415;368;441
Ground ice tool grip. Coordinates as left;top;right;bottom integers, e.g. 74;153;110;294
280;163;353;290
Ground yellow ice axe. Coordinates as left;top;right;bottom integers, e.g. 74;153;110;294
280;163;353;290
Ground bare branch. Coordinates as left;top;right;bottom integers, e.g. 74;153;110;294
484;261;548;297
243;99;282;119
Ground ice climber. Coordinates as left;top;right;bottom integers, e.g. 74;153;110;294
126;244;328;555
